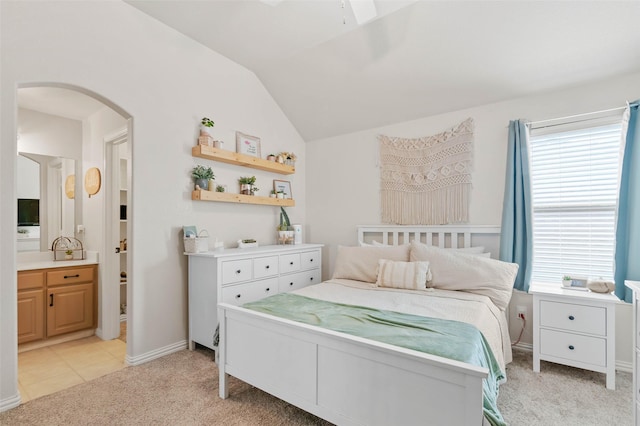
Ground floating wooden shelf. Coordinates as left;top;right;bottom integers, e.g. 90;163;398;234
192;145;295;175
192;190;295;207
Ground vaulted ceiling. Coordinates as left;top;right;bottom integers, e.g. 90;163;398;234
127;1;640;141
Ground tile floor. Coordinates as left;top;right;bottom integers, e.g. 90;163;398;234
18;334;127;403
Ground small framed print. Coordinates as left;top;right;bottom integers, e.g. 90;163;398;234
273;179;293;199
235;132;261;157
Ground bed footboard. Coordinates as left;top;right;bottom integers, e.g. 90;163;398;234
219;303;488;426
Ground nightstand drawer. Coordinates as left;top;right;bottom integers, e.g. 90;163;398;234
540;329;606;366
221;278;278;306
221;259;253;285
253;256;278;279
540;300;606;336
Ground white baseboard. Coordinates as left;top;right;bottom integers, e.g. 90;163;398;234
125;340;187;366
0;392;21;413
512;342;533;352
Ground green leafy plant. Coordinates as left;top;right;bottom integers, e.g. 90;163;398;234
216;185;225;193
192;165;215;180
65;249;73;255
201;117;214;127
238;176;256;185
279;207;291;231
563;275;571;280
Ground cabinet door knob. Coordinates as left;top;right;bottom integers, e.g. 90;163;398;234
49;294;54;307
568;345;575;350
568;315;575;320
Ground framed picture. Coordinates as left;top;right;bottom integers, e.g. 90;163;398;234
235;132;261;157
273;179;293;199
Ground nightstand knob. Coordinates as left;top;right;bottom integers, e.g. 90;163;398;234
265;265;270;269
266;287;270;292
569;345;575;350
568;315;575;321
236;269;241;274
235;294;241;299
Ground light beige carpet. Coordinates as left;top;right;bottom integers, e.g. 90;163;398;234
0;347;632;425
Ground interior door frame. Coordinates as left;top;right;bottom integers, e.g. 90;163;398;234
101;124;130;341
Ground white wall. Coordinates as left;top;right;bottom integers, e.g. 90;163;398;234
18;108;82;160
0;1;306;410
306;72;640;367
16;156;39;199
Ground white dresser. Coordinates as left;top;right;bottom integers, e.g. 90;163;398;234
186;244;323;351
529;284;618;389
626;280;640;424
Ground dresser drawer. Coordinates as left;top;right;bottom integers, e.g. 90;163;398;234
540;328;606;366
279;269;321;293
300;250;321;270
253;255;279;279
18;271;45;290
221;259;252;285
221;278;278;306
540;300;606;336
47;267;94;286
279;253;300;274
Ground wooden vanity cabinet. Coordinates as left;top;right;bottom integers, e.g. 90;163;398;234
18;265;97;343
17;271;45;344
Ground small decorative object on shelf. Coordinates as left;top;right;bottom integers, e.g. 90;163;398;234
192;165;215;191
184;229;209;253
587;279;615;293
277;207;294;244
267;154;276;162
51;236;85;261
238;176;258;195
216;184;226;193
278;151;297;166
561;275;588;290
236;131;261;158
273;179;292;199
269;190;277;198
200;117;215;137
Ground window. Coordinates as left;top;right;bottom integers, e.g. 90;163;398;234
529;120;622;284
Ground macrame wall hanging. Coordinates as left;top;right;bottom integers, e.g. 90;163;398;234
379;118;474;225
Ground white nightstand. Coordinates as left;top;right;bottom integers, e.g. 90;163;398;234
529;284;619;389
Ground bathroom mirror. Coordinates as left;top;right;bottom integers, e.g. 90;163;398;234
17;153;77;252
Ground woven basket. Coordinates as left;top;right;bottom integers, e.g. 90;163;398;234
184;230;209;253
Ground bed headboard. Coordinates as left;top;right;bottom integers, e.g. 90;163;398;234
357;225;501;255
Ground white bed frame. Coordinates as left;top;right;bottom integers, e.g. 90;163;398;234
218;225;501;426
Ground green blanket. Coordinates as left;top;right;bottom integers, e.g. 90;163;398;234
243;293;506;426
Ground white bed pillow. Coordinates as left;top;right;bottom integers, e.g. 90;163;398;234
332;245;410;283
409;242;518;310
376;259;430;290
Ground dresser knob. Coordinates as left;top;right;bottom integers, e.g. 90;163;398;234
289;282;293;286
290;261;294;265
235;294;241;299
310;259;314;262
568;315;575;320
236;270;241;274
568;345;575;350
310;277;314;281
265;265;270;269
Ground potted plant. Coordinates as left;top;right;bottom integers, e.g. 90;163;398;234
200;117;215;137
277;207;294;244
269;189;277;198
276;190;285;199
238;176;258;195
192;165;215;191
216;184;225;193
65;249;73;260
562;275;572;287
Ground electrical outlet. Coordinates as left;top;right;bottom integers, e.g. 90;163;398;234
516;305;527;320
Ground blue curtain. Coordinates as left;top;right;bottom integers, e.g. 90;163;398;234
499;120;533;292
615;101;640;302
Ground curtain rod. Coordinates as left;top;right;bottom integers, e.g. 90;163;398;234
526;105;628;130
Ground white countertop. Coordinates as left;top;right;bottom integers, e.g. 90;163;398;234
185;243;323;258
17;251;99;271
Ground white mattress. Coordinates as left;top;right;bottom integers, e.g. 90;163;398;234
293;278;512;372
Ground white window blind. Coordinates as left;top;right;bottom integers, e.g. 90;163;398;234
530;121;622;284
